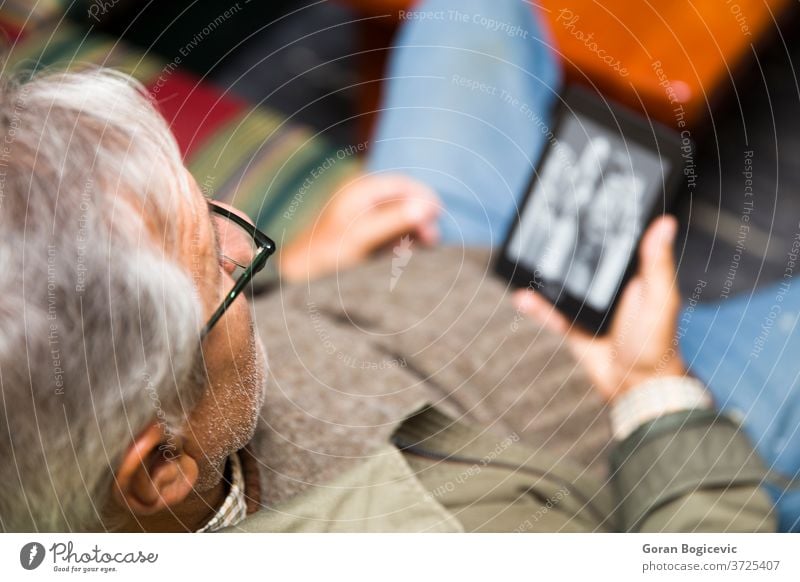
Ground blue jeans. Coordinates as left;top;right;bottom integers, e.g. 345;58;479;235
368;0;800;531
680;283;800;531
367;0;561;246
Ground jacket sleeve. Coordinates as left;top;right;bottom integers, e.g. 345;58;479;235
610;408;776;532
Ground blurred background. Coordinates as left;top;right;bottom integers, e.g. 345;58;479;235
1;0;799;295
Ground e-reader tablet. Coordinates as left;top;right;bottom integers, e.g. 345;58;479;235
495;86;685;333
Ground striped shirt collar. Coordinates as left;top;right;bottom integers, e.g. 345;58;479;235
196;452;248;533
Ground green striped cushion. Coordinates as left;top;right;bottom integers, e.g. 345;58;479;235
4;20;361;285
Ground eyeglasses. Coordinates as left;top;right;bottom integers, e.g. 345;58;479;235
201;201;276;338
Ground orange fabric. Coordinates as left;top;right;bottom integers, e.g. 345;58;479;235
539;0;793;126
347;0;792;127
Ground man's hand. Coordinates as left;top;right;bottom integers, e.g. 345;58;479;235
513;216;686;401
278;173;441;281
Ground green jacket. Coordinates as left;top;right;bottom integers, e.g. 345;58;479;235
223;247;775;533
224;406;774;532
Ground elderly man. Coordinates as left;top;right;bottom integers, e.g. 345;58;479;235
0;68;775;533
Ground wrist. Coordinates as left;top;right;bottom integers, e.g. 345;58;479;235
609;374;711;440
611;358;688;402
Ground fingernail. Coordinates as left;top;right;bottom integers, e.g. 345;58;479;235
417;222;440;246
407;199;437;222
406;200;426;221
661;216;677;242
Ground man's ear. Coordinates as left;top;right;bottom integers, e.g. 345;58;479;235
113;422;199;516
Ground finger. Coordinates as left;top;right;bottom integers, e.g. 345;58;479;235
513;289;569;334
415;219;441;246
513;289;595;351
366;174;440;208
349;196;440;250
614;277;646;316
350;174;442;246
614;216;680;340
638;215;677;284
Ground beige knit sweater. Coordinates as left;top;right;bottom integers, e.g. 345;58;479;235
248;246;612;507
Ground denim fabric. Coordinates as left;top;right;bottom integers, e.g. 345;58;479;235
680;282;800;531
367;0;561;246
369;0;799;531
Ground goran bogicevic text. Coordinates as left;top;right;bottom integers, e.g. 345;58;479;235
643;543;738;557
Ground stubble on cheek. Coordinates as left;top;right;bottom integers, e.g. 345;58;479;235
190;324;268;492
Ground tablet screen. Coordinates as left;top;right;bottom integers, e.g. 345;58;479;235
506;114;669;310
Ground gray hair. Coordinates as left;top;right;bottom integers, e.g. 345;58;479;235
0;68;205;531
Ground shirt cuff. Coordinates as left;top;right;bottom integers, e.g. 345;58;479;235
609;376;712;441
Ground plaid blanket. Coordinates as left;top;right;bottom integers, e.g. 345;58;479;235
1;18;360;283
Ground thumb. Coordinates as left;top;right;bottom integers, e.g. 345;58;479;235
512;289;594;353
638;215;678;286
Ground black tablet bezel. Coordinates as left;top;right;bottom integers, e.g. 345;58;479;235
495;86;686;334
